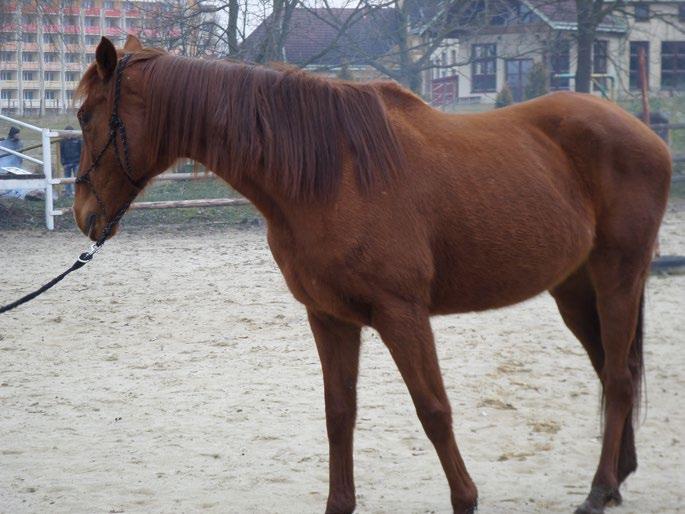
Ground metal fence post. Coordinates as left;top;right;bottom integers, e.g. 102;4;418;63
42;128;54;230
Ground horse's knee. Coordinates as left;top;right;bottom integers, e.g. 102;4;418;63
416;399;453;443
325;405;355;444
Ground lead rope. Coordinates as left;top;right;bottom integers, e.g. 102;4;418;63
1;55;140;315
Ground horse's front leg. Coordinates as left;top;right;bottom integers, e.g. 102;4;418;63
372;299;478;514
308;310;362;514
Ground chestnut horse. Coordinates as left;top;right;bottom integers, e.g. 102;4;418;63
74;36;671;514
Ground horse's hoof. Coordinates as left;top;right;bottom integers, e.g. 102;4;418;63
574;486;622;514
453;497;477;513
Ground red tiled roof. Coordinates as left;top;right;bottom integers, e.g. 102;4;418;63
242;8;401;67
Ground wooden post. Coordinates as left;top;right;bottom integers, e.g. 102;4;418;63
638;47;660;257
638;47;650;125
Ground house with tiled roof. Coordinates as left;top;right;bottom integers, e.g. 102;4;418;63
424;0;684;107
241;7;401;81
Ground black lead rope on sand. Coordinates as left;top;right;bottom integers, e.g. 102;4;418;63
0;202;131;315
0;244;101;315
1;54;141;315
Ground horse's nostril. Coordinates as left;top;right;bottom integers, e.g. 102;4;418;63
87;213;97;234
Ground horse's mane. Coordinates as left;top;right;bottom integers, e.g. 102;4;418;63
80;50;406;200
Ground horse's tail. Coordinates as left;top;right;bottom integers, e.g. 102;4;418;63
613;286;645;483
630;289;646;421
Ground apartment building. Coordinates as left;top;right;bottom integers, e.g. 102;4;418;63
0;0;173;115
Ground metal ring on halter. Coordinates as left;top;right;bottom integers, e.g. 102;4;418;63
77;242;103;263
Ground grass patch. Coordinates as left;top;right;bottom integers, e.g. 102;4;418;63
1;176;261;231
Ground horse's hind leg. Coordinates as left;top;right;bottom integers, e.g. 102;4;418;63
551;266;638;491
372;300;477;514
551;265;604;374
308;310;362;514
573;250;649;514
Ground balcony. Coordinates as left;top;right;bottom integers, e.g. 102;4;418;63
0;80;18;89
0;98;20;109
43;81;62;89
104;9;121;17
84;8;101;16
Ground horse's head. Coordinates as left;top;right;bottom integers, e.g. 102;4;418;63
74;35;156;241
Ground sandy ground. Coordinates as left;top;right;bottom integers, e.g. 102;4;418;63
0;209;683;514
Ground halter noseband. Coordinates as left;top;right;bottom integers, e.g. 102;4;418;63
76;53;147;248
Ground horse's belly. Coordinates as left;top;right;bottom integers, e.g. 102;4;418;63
430;211;595;314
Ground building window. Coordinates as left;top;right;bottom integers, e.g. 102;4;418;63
680;4;685;22
65;53;79;63
550;40;571;90
0;51;14;62
22;14;36;25
634;4;649;22
44;71;60;81
86;53;95;62
44;52;57;63
22;33;37;43
86;35;99;45
43;33;56;44
629;41;649;90
0;71;14;80
65;72;79;82
106;18;119;28
661;41;685;90
45;90;57;100
471;44;497;92
23;90;35;100
104;1;115;9
22;52;36;62
593;40;608;74
83;0;95;7
1;90;11;99
22;71;35;81
65;16;78;26
86;17;98;27
66;90;75;100
65;35;80;44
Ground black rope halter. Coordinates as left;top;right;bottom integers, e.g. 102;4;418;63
1;54;144;314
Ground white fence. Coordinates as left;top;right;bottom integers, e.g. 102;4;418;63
0;114;248;229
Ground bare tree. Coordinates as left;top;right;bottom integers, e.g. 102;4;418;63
296;0;487;93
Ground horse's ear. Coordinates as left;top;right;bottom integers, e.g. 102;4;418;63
95;37;117;81
123;34;142;52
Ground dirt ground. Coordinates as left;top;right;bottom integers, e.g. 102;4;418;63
0;209;683;514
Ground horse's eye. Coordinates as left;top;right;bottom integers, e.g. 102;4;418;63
77;108;91;126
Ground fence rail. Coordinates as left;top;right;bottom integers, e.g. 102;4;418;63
0;113;248;230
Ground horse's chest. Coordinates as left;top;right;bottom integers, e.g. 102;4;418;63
268;241;356;318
